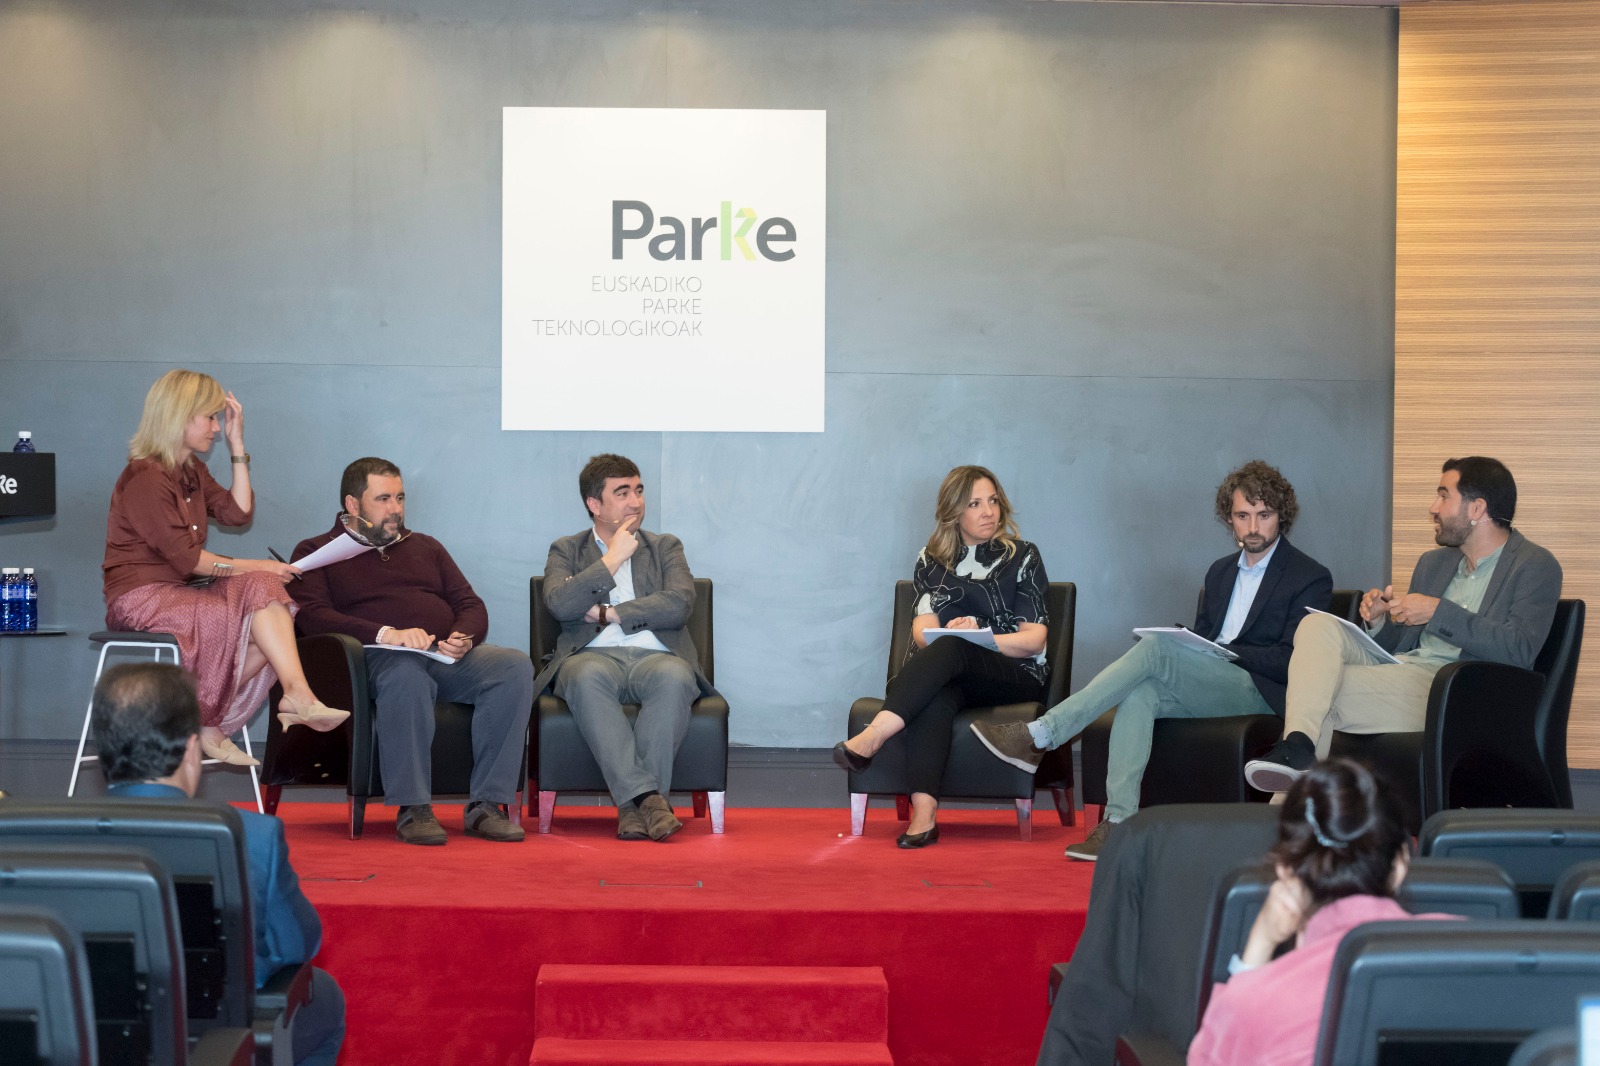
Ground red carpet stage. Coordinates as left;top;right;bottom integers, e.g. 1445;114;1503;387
281;804;1095;1066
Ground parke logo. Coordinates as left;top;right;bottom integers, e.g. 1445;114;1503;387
612;200;796;262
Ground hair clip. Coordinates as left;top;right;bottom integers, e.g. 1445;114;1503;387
1306;796;1347;849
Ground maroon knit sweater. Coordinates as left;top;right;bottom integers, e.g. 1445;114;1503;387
289;521;489;645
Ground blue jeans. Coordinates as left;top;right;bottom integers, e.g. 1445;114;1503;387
1033;634;1273;822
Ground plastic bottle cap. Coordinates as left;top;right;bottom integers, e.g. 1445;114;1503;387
2;568;15;575
22;568;33;575
16;432;29;439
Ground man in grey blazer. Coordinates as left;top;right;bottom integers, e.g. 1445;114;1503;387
1246;456;1562;791
533;454;715;841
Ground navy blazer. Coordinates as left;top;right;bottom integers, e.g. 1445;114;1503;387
1194;536;1333;713
107;782;321;988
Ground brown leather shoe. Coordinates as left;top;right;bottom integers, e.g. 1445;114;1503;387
637;794;683;842
617;804;649;841
463;801;524;842
396;803;447;846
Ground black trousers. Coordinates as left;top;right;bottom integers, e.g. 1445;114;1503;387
884;635;1045;797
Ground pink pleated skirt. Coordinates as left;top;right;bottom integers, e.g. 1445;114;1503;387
107;572;297;735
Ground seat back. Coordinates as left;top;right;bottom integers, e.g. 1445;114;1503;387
0;848;187;1066
1314;921;1600;1066
1196;858;1517;1024
1546;859;1600;920
882;580;1076;706
1419;809;1600;916
532;576;715;684
1509;1026;1578;1066
0;800;253;1034
1531;599;1584;809
0;908;99;1066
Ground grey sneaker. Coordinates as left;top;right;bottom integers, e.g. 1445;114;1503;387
638;794;683;842
616;804;649;841
396;803;447;846
463;801;525;842
970;720;1047;773
1065;820;1114;862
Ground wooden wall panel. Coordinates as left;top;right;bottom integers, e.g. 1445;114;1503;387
1395;0;1600;764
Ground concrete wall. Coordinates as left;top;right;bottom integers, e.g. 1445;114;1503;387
0;0;1396;748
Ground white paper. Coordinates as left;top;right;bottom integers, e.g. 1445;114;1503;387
1132;627;1239;661
363;644;457;665
924;627;1000;651
1305;606;1401;665
293;533;374;572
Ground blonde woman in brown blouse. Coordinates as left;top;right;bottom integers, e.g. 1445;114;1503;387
102;369;347;766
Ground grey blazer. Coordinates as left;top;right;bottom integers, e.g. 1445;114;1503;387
532;526;717;698
1375;529;1562;671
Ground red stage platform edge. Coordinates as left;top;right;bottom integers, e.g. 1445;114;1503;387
281;804;1095;1066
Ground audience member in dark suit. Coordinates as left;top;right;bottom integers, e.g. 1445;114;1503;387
92;662;346;1066
1189;759;1443;1066
1246;456;1561;791
832;465;1051;848
973;460;1332;860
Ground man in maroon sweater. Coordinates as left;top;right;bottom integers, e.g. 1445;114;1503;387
291;457;534;846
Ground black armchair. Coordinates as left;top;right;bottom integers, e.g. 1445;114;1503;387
1082;590;1361;821
1331;598;1585;835
262;633;527;839
529;576;728;833
844;581;1076;841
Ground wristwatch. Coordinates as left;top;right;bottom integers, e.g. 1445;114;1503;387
598;603;609;624
231;453;251;464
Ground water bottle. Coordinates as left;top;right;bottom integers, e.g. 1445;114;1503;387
12;432;33;453
20;568;37;632
0;569;17;632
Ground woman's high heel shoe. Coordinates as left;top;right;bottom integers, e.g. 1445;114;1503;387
896;825;940;849
832;741;872;773
277;699;351;733
200;736;260;767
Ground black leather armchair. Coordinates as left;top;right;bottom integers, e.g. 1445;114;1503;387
1082;590;1361;820
529;576;728;833
1331;598;1585;835
262;633;526;839
844;581;1076;840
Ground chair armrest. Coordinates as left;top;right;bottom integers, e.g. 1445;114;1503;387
295;633;369;724
191;1027;255;1066
255;960;313;1023
1114;1033;1187;1066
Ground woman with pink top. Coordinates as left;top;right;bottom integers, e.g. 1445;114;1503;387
1188;759;1436;1066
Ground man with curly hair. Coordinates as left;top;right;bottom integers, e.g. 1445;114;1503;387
972;460;1332;860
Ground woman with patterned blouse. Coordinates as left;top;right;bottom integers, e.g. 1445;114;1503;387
833;465;1050;847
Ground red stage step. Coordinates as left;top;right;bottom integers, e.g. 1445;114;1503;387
530;964;894;1065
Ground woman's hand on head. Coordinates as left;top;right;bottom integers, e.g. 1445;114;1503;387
222;392;245;451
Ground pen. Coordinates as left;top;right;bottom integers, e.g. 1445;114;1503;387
268;547;302;581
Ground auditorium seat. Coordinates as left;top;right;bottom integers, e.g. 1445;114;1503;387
0;907;98;1066
1419;808;1600;916
1547;860;1600;920
0;799;309;1066
1314;921;1600;1066
530;576;728;832
844;580;1076;840
1509;1027;1577;1066
1081;590;1362;821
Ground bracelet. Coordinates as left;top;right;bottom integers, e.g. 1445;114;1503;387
231;453;251;464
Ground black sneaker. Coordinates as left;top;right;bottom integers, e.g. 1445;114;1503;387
970;720;1047;774
464;801;525;842
396;803;447;846
1244;733;1317;793
1065;820;1114;862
